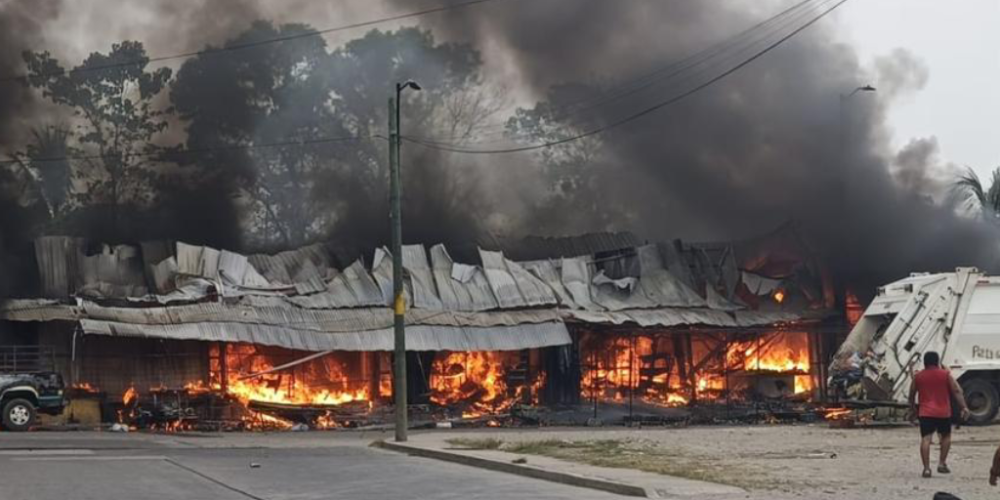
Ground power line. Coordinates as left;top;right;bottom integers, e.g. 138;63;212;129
409;0;827;142
0;0;511;85
0;135;372;166
403;0;849;154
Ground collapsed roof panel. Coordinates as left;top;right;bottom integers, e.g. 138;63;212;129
402;245;444;310
480;249;558;308
429;244;498;311
560;257;602;311
635;245;708;308
521;260;578;309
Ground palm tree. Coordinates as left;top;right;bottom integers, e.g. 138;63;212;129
953;167;1000;222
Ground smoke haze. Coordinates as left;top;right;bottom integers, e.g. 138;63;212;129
0;0;995;293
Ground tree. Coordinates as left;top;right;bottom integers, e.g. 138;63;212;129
953;167;1000;222
323;27;492;248
20;125;74;218
23;41;172;237
506;83;625;232
172;23;489;249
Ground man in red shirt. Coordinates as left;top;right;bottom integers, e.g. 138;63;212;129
909;351;970;478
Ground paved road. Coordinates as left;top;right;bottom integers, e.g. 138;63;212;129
0;432;624;500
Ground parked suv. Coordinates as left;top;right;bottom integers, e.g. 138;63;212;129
0;345;67;432
0;372;66;431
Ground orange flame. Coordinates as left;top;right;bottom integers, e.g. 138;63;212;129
220;345;371;407
428;351;542;417
825;407;852;420
122;386;137;406
727;332;813;394
581;332;815;404
71;382;100;393
430;352;508;416
581;337;690;406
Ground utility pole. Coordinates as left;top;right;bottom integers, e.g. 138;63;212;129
388;95;406;442
391;80;420;443
838;84;875;290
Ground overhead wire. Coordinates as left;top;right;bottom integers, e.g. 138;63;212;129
410;0;824;142
411;0;840;146
403;0;849;154
0;0;846;164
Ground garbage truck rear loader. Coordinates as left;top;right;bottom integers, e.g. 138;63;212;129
830;268;1000;424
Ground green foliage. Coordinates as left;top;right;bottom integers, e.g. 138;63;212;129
953;167;1000;222
22;41;172;236
26;125;73;215
171;23;485;248
506;83;626;232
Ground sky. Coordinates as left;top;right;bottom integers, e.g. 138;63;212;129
836;0;1000;179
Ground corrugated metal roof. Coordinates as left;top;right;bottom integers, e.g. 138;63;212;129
565;308;737;327
76;244;148;298
0;299;560;330
705;286;744;311
507;258;559;306
480;249;557;308
560;257;602;311
247;243;331;285
521;260;577;308
635;245;707;308
287;273;357;309
370;247;395;306
78;319;570;352
34;236;83;298
480;249;523;308
732;310;801;326
403;245;443;310
429;244;498;312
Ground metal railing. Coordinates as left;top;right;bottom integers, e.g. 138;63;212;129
0;345;56;373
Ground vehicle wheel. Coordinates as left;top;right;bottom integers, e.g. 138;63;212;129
1;398;37;432
961;378;999;425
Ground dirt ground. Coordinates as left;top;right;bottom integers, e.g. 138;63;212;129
440;423;1000;500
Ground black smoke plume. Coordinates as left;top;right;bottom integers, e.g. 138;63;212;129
392;0;998;292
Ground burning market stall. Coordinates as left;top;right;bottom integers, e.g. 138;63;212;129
0;227;845;431
521;226;842;424
0;237;572;429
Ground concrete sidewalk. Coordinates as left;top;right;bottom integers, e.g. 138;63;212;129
377;433;746;499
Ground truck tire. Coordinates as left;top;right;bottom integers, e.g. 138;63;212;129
1;398;37;432
962;379;999;425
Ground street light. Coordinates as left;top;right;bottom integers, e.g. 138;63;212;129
845;84;876;98
390;79;420;442
838;84;875;315
838;83;877;182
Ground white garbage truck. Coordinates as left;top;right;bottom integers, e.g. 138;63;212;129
830;268;1000;424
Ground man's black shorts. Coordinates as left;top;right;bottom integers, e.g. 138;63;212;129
919;417;952;437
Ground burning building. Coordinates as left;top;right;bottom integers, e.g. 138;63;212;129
0;223;845;429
